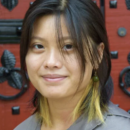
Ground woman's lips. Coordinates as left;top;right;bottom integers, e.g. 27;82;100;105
42;75;67;82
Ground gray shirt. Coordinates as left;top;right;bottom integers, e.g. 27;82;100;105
14;102;130;130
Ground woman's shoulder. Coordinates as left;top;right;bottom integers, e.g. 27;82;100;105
68;102;130;130
13;113;41;130
97;102;130;130
107;102;130;118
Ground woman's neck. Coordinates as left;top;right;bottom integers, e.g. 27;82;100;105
47;90;85;129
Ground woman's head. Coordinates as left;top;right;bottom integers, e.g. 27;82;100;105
20;0;112;126
25;14;94;99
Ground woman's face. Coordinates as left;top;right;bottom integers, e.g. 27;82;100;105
25;14;93;99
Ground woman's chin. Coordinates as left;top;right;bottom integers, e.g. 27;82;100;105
43;92;67;99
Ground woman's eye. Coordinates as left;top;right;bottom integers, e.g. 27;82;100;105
33;44;44;49
63;44;73;51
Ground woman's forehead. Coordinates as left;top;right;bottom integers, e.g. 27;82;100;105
32;14;70;38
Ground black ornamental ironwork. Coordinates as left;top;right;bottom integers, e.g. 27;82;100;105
119;54;130;96
0;50;28;100
126;0;130;10
0;20;22;43
1;0;18;11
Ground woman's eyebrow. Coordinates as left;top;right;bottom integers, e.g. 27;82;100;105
31;36;46;41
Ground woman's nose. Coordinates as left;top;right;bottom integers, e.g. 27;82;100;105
43;50;63;69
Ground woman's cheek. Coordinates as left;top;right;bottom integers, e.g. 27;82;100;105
26;53;40;70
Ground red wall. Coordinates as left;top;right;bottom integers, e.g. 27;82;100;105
0;1;35;130
105;0;130;110
0;0;130;130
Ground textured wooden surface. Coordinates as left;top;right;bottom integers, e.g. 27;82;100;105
0;1;35;130
105;0;130;110
0;0;130;130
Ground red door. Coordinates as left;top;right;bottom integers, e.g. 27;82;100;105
0;0;130;130
0;1;35;130
105;0;130;110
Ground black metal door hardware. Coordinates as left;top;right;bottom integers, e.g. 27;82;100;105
128;53;130;64
0;20;22;43
100;0;105;17
111;51;118;59
12;106;20;115
110;0;117;8
126;0;130;10
119;66;130;96
30;1;34;5
1;0;18;11
118;27;127;37
0;50;28;100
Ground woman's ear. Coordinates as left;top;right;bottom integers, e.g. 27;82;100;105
97;42;104;63
93;42;104;70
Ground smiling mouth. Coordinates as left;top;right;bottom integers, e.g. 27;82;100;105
42;75;67;82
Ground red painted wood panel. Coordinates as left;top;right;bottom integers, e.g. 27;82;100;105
0;1;35;130
105;0;130;110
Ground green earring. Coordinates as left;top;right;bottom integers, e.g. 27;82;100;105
93;71;99;82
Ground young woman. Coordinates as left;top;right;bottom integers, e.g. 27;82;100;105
14;0;130;130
